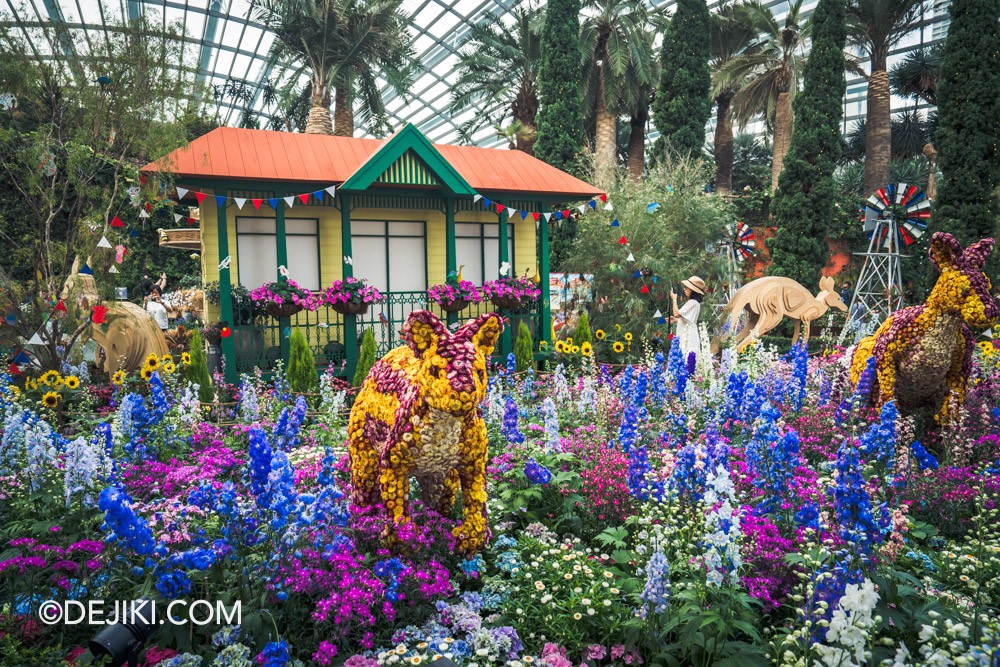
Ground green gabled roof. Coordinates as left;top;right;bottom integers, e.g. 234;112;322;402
340;123;476;196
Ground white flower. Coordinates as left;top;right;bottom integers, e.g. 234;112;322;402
581;598;591;606
476;649;490;657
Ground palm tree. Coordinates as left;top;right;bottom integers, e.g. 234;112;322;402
890;45;942;106
623;16;664;179
579;0;656;181
450;6;543;153
847;0;923;195
710;3;756;195
252;0;417;136
715;0;809;192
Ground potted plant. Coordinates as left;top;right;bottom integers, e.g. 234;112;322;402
482;276;542;310
322;276;383;316
250;279;319;318
427;279;482;313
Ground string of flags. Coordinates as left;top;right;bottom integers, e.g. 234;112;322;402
172;185;338;215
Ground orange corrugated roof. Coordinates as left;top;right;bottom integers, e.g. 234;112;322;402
143;126;601;198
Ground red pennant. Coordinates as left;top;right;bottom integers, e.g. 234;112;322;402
599;194;608;203
618;235;627;245
532;212;540;222
562;209;571;219
91;305;107;324
640;284;650;294
298;193;310;205
110;216;124;228
145;203;152;212
188;217;197;226
220;326;232;339
194;191;207;205
251;199;263;210
55;300;67;312
496;204;506;213
8;361;20;374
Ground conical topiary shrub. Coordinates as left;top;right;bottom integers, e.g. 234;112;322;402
353;329;377;387
185;329;213;402
514;320;533;373
287;328;318;394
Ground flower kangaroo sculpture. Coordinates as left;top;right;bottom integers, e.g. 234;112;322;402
850;232;998;423
348;310;502;555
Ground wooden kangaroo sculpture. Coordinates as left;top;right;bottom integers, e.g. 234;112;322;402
850;232;998;423
712;276;847;352
348;310;502;556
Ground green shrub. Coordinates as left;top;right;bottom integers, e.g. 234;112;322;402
287;329;318;394
514;320;533;373
575;311;592;345
353;329;377;387
184;329;213;402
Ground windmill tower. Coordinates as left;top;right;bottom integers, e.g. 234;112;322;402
847;184;930;326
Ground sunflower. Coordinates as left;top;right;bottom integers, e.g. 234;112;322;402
554;340;566;353
180;352;192;365
140;366;154;381
595;329;606;340
144;354;160;370
581;342;593;357
39;370;60;386
613;341;625;353
163;362;177;374
41;391;61;408
624;332;633;342
571;345;580;353
64;375;81;390
160;354;174;364
565;337;573;345
111;370;126;386
53;378;66;389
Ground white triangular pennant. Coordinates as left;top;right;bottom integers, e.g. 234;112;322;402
174;213;183;223
108;265;119;274
138;209;149;219
473;194;482;203
604;203;613;211
234;198;246;210
543;213;552;222
507;208;517;218
28;332;44;345
654;309;663;318
284;196;295;207
175;187;188;200
97;236;112;249
626;252;635;261
324;186;337;198
578;204;587;214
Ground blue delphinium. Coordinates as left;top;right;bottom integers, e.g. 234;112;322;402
618;365;635;399
98;486;156;556
640;551;671;617
266;451;297;533
911;440;939;470
155;569;193;599
374;557;408;602
836;357;876;426
618;402;640;452
1;408;27;474
25;418;57;492
785;343;808;411
667;337;684;380
650;353;668;404
794;502;821;530
747;403;801;515
599;364;612;387
239;379;260;422
628;445;663;501
632;369;649;406
502;397;525;444
830;440;890;576
541;397;560;452
741;381;767;424
723;372;748;423
256;639;290;667
686;351;697;376
63;436;105;508
669;444;704;500
506;352;516;375
248;426;274;503
524;458;552;485
149;372;169;422
858;400;898;468
817;371;833;407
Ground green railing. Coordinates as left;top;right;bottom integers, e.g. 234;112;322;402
228;292;540;377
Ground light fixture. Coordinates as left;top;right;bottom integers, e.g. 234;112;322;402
88;598;157;667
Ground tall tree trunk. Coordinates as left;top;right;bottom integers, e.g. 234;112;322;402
863;66;891;196
594;72;618;184
714;92;734;195
333;85;355;137
305;76;333;135
512;84;538;155
626;108;647;179
771;88;794;192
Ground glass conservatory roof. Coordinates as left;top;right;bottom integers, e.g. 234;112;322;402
1;0;947;147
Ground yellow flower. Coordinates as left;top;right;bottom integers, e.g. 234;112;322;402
181;352;192;365
41;391;60;408
615;324;622;332
140;366;154;381
571;345;580;353
612;341;625;353
111;370;126;386
64;375;81;390
581;342;593;357
145;354;160;369
624;332;633;341
565;337;573;345
554;340;566;353
25;378;36;391
160;354;174;364
39;370;60;386
595;329;606;340
163;362;177;374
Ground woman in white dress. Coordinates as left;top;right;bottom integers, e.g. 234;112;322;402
670;276;706;356
145;284;169;331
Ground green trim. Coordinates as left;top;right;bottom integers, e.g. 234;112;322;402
341;193;358;380
445;198;457;326
216;194;238;385
340;123;476;196
498;209;512;357
537;199;552;354
376;150;441;186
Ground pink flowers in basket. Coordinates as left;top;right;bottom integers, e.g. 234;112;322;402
482;276;542;301
426;280;483;306
249;279;319;311
321;276;383;307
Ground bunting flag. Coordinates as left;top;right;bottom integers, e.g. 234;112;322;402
110;216;125;228
13;350;31;364
55;300;66;312
79;264;94;276
97;236;113;249
138;209;150;219
168;184;339;210
251;199;263;210
8;362;20;374
27;331;44;345
234;198;247;209
108;265;119;274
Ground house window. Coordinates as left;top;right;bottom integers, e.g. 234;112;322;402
455;222;515;285
236;217;320;290
351;220;427;293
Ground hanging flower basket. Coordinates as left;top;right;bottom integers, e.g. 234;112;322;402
330;300;370;316
264;301;304;319
438;298;471;313
490;295;523;310
483;276;541;311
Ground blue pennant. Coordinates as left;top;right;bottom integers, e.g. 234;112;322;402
633;270;641;278
657;317;667;325
5;313;16;326
13;350;31;364
283;327;292;339
611;218;620;227
268;197;280;209
520;210;529;220
130;230;139;237
313;190;325;202
589;200;597;209
554;211;563;220
652;276;658;283
482;198;492;207
646;202;660;214
79;264;94;276
215;195;227;207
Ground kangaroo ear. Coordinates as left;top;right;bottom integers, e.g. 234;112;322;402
401;310;446;357
459;313;503;356
819;276;833;291
962;238;995;269
929;232;962;272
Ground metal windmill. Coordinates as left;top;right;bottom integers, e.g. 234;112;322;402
847;183;930;326
718;221;756;300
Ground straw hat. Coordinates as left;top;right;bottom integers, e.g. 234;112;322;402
681;276;706;295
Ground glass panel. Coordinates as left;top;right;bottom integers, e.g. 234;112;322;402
353;237;388;293
286;237;320;290
352;220;385;236
388;237;425;291
456;238;483;285
236;234;277;288
238;217;275;233
388;221;424;236
286;218;318;234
